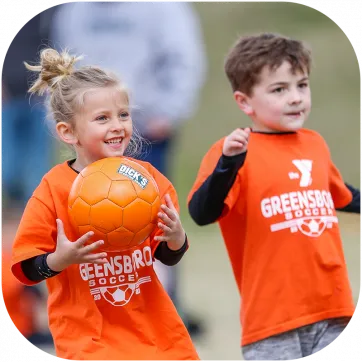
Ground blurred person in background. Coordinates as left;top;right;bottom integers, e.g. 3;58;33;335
50;1;207;337
2;7;58;350
2;7;58;212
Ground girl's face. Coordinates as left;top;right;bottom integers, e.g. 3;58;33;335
72;86;132;170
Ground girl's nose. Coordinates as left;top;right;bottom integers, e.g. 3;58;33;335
110;118;123;131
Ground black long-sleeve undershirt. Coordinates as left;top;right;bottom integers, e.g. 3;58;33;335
154;236;189;266
188;152;360;226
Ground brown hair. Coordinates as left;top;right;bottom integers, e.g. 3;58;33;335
224;33;312;95
24;48;146;157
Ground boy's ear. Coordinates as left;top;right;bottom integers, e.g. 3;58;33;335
234;91;253;116
56;122;79;145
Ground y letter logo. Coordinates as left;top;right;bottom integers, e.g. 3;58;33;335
290;160;313;187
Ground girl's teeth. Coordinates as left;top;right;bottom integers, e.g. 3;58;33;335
106;139;122;144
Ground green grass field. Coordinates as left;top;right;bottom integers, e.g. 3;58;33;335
19;3;360;360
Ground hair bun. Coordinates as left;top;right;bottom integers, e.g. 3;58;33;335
24;48;82;95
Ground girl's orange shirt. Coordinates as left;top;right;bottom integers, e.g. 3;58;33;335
2;252;35;338
12;158;198;360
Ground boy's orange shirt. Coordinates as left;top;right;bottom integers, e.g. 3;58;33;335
12;159;198;360
188;129;355;346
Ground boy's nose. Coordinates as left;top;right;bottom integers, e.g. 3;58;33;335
289;90;302;104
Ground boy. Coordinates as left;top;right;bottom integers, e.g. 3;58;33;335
187;33;360;360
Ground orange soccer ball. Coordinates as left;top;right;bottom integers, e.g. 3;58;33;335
68;157;161;252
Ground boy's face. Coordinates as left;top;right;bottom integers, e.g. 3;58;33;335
235;61;311;132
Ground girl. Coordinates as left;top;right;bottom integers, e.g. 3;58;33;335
11;48;199;360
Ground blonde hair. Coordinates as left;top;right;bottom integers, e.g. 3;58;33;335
24;48;147;157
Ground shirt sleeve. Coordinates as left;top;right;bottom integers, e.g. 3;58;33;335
336;183;360;213
329;159;353;209
11;180;57;286
187;139;243;222
188;153;247;225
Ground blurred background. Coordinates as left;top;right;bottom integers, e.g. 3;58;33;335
1;2;360;360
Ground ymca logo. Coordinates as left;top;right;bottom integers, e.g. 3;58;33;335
289;159;313;187
262;160;338;238
118;164;149;189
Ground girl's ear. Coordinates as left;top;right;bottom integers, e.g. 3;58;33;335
56;122;79;145
234;91;254;116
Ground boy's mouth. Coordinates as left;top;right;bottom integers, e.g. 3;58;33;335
285;111;304;117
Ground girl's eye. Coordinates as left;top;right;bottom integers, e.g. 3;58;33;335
120;112;130;118
96;115;107;121
299;83;308;89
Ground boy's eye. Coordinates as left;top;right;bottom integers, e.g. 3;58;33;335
120;112;130;118
299;83;308;88
272;87;285;93
96;115;107;121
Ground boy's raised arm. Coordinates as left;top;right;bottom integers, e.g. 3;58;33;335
188;152;247;225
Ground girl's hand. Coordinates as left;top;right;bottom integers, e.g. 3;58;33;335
47;219;108;272
155;194;186;251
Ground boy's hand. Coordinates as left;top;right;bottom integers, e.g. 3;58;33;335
155;194;186;251
47;219;108;272
223;127;251;157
